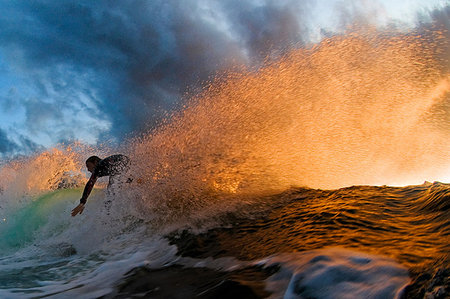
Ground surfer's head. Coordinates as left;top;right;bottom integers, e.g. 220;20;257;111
86;156;101;173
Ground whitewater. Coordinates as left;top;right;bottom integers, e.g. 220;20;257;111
0;28;449;298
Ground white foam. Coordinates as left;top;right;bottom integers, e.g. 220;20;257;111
0;237;178;298
262;248;410;299
0;187;181;298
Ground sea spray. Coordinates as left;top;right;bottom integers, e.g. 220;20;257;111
0;28;448;226
128;28;450;216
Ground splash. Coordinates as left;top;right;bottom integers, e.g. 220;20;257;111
1;29;448;222
0;143;93;213
130;28;450;204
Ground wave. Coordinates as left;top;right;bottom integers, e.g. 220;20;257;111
0;189;81;252
0;187;178;298
415;182;450;213
0;181;448;297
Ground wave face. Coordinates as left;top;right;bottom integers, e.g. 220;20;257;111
173;183;449;269
0;27;449;298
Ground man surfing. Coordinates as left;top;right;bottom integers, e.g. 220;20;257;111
71;154;131;217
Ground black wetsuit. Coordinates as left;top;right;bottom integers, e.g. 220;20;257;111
93;154;130;178
80;154;130;204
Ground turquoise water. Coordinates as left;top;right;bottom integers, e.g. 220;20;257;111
0;188;177;298
0;189;81;251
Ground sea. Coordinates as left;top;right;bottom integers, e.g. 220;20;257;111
0;180;448;298
0;29;449;298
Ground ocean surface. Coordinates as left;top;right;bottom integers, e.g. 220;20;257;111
0;181;448;298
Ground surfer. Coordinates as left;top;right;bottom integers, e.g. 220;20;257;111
71;154;131;217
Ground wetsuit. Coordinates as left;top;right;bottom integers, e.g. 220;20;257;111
80;154;130;204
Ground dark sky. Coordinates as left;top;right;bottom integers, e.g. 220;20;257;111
0;0;448;158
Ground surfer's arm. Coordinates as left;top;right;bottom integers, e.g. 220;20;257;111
80;174;98;204
71;174;97;217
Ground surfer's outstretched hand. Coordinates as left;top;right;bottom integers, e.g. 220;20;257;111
71;203;85;217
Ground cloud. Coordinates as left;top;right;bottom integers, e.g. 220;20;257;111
23;98;62;133
0;128;17;154
0;0;314;143
0;0;448;154
217;0;311;58
0;127;42;157
16;134;43;155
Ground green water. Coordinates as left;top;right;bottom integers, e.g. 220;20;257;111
0;189;83;251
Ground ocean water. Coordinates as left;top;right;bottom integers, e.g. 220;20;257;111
0;182;448;298
0;187;179;298
0;28;449;298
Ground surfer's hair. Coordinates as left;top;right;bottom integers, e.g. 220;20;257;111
86;156;101;165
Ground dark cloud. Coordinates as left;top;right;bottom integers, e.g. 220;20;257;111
0;128;41;157
0;0;448;151
16;134;43;155
217;0;311;59
23;98;63;133
0;0;313;142
0;128;17;154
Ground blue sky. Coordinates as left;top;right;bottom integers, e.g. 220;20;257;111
0;0;448;158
